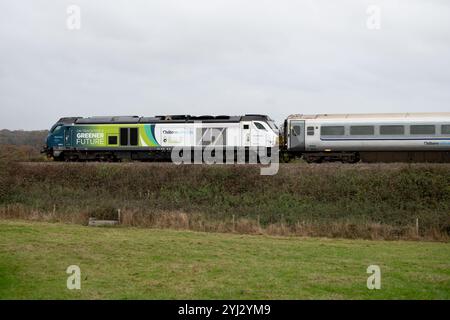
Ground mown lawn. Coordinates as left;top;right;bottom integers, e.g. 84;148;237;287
0;220;449;299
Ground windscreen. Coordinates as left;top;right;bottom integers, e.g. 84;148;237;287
266;119;279;132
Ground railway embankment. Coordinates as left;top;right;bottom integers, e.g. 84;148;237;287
0;161;449;240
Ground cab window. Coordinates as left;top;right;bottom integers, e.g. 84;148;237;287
51;125;62;133
254;122;267;131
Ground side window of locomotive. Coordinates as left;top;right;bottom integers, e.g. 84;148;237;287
108;136;118;145
254;122;267;131
130;128;139;146
410;125;435;135
198;128;227;145
243;124;249;130
119;128;138;146
380;125;404;135
212;128;226;145
120;128;128;146
307;126;315;136
350;126;374;135
321;126;345;136
442;125;450;135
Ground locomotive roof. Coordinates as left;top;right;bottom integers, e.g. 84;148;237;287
58;114;271;125
288;112;450;120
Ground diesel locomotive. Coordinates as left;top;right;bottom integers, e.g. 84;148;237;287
43;114;279;162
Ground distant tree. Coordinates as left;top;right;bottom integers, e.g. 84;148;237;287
0;130;48;148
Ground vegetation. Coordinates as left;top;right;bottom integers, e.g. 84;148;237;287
0;145;47;162
0;161;449;240
0;130;48;162
0;220;449;299
0;129;48;147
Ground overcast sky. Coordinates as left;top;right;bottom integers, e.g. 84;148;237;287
0;0;449;130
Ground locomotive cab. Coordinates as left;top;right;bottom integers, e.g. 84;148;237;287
42;117;80;159
241;114;279;148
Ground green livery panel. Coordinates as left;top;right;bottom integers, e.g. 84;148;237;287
68;124;159;148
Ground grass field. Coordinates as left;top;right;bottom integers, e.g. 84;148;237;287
0;220;449;299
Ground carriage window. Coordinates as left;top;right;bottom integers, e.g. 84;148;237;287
321;126;345;136
130;128;138;145
108;136;118;145
254;122;267;131
307;126;315;136
350;126;374;135
380;125;404;135
410;125;435;135
442;125;450;135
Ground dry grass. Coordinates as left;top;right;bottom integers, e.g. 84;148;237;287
0;204;447;241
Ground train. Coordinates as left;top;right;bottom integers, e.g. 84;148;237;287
43;112;450;163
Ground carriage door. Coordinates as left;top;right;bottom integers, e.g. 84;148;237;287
241;121;251;147
289;120;305;151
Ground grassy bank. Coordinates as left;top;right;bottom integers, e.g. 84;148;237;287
0;161;449;240
0;220;449;299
